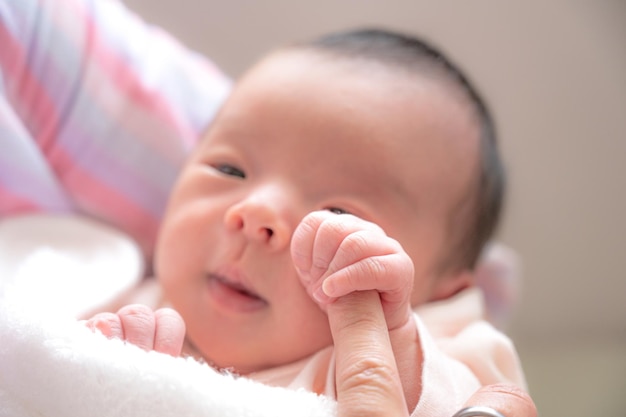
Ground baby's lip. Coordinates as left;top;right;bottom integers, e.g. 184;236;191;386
210;266;265;302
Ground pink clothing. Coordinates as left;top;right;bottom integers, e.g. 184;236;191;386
0;0;231;259
250;288;526;416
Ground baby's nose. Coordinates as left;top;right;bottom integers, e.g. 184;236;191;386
224;191;292;250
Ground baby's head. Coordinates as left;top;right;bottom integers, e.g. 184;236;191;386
297;28;504;284
155;28;504;373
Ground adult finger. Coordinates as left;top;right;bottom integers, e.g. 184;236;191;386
457;384;537;417
117;304;156;352
154;308;186;356
328;290;409;417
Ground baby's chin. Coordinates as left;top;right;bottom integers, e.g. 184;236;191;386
189;338;330;377
201;355;286;376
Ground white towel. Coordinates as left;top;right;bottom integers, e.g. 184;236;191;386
0;294;336;417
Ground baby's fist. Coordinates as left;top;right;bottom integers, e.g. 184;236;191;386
291;211;414;331
85;304;185;356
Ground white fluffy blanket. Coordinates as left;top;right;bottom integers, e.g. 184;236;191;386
0;215;336;417
0;297;336;417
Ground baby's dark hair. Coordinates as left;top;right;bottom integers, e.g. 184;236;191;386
293;28;505;272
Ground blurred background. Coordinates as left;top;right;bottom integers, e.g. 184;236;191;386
122;1;626;415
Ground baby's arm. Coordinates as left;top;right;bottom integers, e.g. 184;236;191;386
85;305;186;357
291;211;421;411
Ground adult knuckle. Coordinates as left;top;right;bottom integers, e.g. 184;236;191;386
486;383;534;404
340;355;397;392
335;312;384;334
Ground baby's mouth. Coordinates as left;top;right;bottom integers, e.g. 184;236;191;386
213;274;262;299
207;273;267;312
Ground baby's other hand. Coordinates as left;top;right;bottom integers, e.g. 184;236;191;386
84;305;185;356
291;211;414;331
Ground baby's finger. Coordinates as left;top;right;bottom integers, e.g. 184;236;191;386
312;215;385;281
85;312;124;340
292;211;383;284
292;211;352;280
323;254;413;330
117;304;156;352
291;212;325;282
324;252;413;301
323;228;404;279
154;308;186;356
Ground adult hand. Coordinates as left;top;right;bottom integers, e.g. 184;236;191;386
328;290;537;417
456;384;537;417
328;290;409;417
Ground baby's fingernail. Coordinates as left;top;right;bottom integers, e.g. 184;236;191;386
321;279;335;297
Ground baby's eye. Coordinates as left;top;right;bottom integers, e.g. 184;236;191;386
216;164;245;179
325;207;349;215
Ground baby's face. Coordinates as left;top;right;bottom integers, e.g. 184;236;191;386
155;51;479;374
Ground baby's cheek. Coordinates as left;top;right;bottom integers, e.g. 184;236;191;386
409;274;432;307
155;224;196;288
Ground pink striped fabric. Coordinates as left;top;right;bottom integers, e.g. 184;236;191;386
0;0;231;259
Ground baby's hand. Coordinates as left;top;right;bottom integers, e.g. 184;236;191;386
291;211;414;331
84;305;185;356
292;211;422;410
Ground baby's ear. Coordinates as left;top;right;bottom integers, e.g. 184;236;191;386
473;243;522;328
428;269;475;302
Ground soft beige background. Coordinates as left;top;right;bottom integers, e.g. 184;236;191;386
123;1;626;415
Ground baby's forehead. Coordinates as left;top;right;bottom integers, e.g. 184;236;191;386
228;51;477;198
224;49;480;165
256;49;478;117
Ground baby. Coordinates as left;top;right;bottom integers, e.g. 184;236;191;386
86;28;522;414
